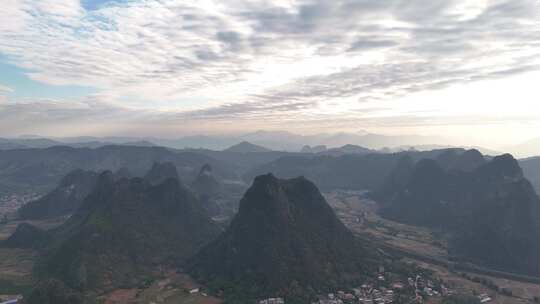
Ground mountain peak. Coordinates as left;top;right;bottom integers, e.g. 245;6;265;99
251;172;279;186
192;164;220;198
477;153;523;181
453;149;485;171
18;169;99;220
95;170;115;189
144;161;180;185
190;175;378;300
224;141;271;153
198;163;213;176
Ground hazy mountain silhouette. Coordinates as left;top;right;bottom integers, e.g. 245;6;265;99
520;156;540;194
144;161;180;185
224;141;272;153
191;164;222;216
245;149;467;191
300;145;327;153
378;153;540;276
0;145;235;197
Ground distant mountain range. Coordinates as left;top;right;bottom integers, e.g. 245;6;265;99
376;151;540;276
1;130;507;155
244;148;483;191
0;145;237;197
301;144;376;156
0;137;157;150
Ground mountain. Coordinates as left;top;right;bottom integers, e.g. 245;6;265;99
144;161;180;185
189;174;379;302
244;154;401;191
300;145;327;153
0;145;236;197
18;170;98;220
112;167;132;180
378;153;540;276
77;130;449;152
0;139;27;150
191;164;222;216
0;136;161;151
319;144;375;156
435;148;486;172
1;131;493;153
224;141;272;153
243;150;462;191
35;165;221;291
236;130;448;152
0;138;63;150
24;279;83;304
191;164;220;197
519;156;540;194
390;145;501;157
190;163;249;218
188;148;294;176
2;223;50;249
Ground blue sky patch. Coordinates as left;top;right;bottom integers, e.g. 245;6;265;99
0;56;98;100
81;0;130;11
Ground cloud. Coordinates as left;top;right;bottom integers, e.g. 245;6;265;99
0;0;539;140
1;1;538;98
0;85;14;94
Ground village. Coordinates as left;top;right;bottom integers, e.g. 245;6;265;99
257;268;493;304
0;193;40;219
312;270;447;304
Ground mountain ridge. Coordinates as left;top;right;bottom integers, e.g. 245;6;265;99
377;153;540;276
31;165;221;292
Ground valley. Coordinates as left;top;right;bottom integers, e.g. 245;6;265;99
0;146;539;304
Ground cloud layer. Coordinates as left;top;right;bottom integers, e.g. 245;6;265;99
0;0;539;142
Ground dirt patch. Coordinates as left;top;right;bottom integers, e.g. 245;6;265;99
104;289;138;304
101;272;222;304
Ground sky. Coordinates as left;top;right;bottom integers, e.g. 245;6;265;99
0;0;539;148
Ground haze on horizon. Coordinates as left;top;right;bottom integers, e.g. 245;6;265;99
0;0;539;151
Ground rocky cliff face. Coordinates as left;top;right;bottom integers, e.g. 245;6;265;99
18;169;99;220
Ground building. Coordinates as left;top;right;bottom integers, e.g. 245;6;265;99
259;297;285;304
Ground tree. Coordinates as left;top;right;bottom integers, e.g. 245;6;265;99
24;279;83;304
442;294;481;304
